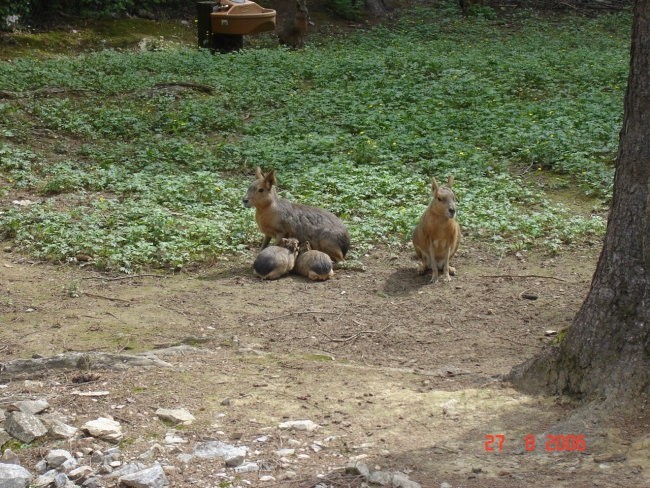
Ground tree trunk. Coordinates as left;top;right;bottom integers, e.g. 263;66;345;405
508;0;649;406
364;0;393;18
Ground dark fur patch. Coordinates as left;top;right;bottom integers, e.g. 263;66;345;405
311;259;333;276
338;233;350;257
253;256;276;277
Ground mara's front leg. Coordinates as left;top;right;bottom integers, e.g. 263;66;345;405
428;245;439;284
440;247;452;282
260;235;272;250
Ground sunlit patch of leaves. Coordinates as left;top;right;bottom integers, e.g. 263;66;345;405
0;5;628;271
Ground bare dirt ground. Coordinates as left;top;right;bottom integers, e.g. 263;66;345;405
1;242;649;487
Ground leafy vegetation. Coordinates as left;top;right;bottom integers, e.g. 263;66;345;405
0;4;630;272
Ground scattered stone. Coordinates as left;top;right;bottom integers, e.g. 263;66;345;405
278;420;320;432
594;453;627;463
22;380;45;390
12;199;35;207
346;463;370;478
274;448;295;457
82;418;123;443
53;472;70;487
43;418;79;440
440;483;452;488
163;432;186;445
0;463;32;488
155;408;195;426
176;454;193;464
259;475;275;482
367;470;393;486
68;466;94;482
4;411;48;443
90;452;104;465
60;457;78;473
520;292;538;300
1;448;21;465
104;447;121;462
32;470;57;488
192;441;246;467
13;400;49;415
118;463;168;488
46;449;73;469
81;477;103;488
234;462;259;474
392;472;421;488
35;459;48;474
106;462;146;479
254;435;270;443
278;470;297;480
139;445;164;461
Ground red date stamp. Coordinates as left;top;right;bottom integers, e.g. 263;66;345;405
484;434;586;452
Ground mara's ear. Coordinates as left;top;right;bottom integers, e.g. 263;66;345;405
264;169;277;188
430;177;440;195
255;167;263;179
447;175;454;188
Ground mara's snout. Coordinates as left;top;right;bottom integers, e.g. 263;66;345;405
448;208;456;218
242;198;251;208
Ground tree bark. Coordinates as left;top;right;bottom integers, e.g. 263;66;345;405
508;0;649;406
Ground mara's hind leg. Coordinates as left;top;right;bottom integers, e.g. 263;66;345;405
414;247;429;275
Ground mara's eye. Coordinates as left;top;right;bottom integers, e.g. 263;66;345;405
437;197;443;202
258;188;264;193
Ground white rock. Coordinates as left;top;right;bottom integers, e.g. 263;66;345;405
68;465;93;482
46;419;78;440
163;432;186;445
368;470;392;485
392;472;421;488
13;399;49;415
45;449;73;468
4;411;48;443
118;463;169;488
278;420;320;432
259;475;275;482
155;408;195;425
192;441;246;467
32;470;57;488
22;380;44;390
234;462;259;474
0;463;32;488
0;429;11;448
82;417;123;442
274;448;295;457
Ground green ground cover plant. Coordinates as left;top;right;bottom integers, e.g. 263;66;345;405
0;5;630;272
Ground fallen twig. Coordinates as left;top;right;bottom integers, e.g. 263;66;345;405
264;310;340;322
81;273;165;281
81;292;131;303
480;274;568;282
328;322;395;343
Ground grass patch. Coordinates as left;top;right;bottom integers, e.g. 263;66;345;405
0;4;629;272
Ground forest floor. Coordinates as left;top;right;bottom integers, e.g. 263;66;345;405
2;243;649;487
